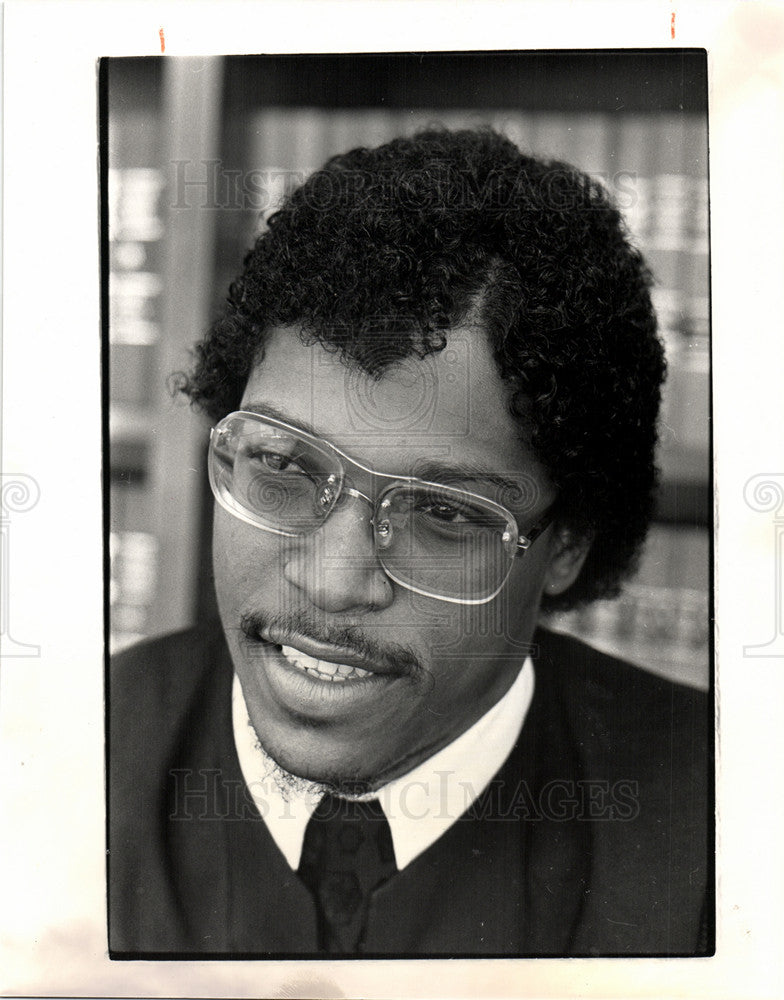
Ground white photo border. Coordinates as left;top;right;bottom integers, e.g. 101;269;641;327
2;2;783;998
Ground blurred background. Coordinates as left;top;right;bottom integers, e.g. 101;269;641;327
106;51;710;689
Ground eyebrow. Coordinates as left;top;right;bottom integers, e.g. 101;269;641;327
241;401;323;438
239;401;527;497
409;460;525;497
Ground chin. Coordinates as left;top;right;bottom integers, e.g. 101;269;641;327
261;732;383;793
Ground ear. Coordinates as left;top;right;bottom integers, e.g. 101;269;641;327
542;527;592;597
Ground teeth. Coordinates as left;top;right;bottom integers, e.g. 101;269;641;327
279;644;373;682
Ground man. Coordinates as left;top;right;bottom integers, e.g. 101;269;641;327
109;128;710;957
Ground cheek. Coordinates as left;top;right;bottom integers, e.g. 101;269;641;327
506;545;551;613
420;599;532;679
412;613;527;736
420;563;546;687
212;511;278;611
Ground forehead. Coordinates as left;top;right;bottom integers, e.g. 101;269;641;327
240;325;543;481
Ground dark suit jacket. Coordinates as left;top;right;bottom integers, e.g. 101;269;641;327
108;623;711;957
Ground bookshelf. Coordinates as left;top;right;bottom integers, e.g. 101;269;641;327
108;53;711;688
108;58;220;651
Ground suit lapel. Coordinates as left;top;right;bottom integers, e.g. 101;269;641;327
515;630;593;954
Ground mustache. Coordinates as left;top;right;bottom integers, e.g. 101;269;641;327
239;608;424;678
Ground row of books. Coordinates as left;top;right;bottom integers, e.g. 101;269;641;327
548;582;710;691
109;168;166;376
547;521;710;690
112;108;708;372
218;107;711;493
109;530;158;653
108;161;165;648
225;106;710;362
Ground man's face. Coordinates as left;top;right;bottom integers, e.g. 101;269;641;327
213;325;566;788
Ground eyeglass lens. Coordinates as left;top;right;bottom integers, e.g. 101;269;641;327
209;414;519;602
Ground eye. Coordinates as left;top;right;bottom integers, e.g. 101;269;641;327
258;450;304;474
417;498;471;524
243;439;311;477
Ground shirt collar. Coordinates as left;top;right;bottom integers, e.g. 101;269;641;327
232;657;535;871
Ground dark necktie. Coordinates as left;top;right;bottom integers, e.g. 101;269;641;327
298;793;397;953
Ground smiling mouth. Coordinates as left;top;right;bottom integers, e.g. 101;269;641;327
240;614;419;682
277;644;375;683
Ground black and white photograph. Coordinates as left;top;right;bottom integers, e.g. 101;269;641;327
2;3;783;998
106;51;712;958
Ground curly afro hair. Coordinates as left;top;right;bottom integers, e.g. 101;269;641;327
180;127;666;610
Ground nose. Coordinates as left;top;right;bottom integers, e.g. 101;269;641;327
282;493;394;614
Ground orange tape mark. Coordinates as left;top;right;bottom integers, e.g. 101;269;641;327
159;27;166;53
670;11;675;39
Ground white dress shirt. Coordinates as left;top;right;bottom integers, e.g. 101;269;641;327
232;657;535;871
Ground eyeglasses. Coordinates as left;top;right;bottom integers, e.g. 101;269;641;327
208;411;553;605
